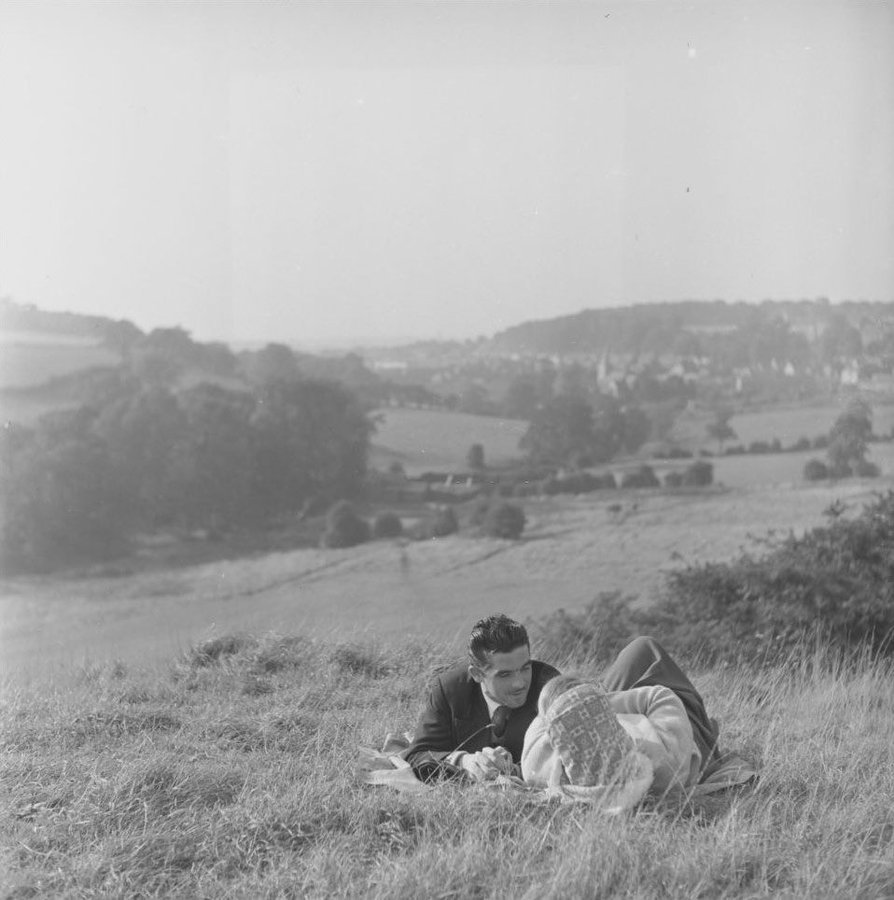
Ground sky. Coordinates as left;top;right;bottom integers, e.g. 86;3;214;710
1;1;892;348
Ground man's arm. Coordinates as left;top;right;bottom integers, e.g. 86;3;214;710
404;677;456;766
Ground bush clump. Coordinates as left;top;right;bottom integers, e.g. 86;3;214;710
321;501;371;548
645;491;894;663
412;505;459;539
620;465;660;489
803;458;829;481
664;471;684;488
682;460;713;486
528;592;640;666
430;506;459;537
483;501;526;539
372;511;403;539
854;459;881;478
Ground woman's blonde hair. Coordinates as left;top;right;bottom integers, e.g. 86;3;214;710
538;673;591;716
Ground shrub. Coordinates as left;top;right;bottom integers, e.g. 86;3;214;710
372;511;403;539
641;491;894;663
321;501;371;548
828;461;852;479
682;460;713;487
483;501;526;539
597;472;617;489
528;592;640;666
429;505;458;537
854;459;880;478
812;434;829;449
803;458;829;481
724;444;745;455
664;471;684;487
466;442;485;469
468;496;492;527
748;440;771;454
620;465;660;489
790;436;811;452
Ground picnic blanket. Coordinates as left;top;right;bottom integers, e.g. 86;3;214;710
358;731;757;806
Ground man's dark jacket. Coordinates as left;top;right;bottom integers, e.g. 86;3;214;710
405;659;559;771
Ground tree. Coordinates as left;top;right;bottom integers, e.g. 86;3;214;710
483;502;526;539
519;396;595;466
827;398;872;476
590;395;626;463
502;377;540;420
1;409;131;570
94;385;192;527
129;326;201;386
821;312;863;364
243;343;300;387
466;443;485;470
177;384;256;529
321;500;370;548
620;405;651;455
706;407;737;453
250;379;374;515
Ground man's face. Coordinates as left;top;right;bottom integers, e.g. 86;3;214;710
470;644;533;709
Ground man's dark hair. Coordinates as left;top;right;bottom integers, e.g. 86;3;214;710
468;614;529;667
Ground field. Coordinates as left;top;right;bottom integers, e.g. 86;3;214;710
672;399;894;449
370;406;894;488
2;622;892;897
369;408;529;474
0;332;119;390
4;405;894;896
2;477;887;686
0;331;121;425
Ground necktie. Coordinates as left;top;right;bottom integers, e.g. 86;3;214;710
491;705;510;740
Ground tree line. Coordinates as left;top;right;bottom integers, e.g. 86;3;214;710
1;375;372;571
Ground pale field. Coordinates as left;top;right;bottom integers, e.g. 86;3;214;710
369;407;528;473
1;478;886;687
0;337;119;390
371;403;894;478
673;398;894;448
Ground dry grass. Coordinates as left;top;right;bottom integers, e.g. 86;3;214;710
2;479;888;682
2;633;893;898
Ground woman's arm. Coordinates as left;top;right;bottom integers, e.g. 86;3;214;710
609;685;701;790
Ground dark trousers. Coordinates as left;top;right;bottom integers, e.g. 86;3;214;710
600;636;720;766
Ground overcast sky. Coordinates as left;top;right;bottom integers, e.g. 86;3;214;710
1;1;891;348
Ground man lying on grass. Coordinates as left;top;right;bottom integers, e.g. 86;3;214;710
406;614;723;792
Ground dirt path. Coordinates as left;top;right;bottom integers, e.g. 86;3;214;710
0;480;883;685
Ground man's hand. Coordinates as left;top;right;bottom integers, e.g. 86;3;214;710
459;746;514;782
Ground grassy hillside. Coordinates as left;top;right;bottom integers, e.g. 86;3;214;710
2;633;892;898
0;332;120;390
1;480;885;683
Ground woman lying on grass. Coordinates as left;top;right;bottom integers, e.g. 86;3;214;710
520;673;703;807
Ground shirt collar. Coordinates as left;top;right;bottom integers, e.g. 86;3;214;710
480;686;502;718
